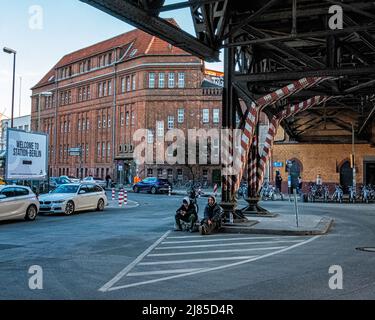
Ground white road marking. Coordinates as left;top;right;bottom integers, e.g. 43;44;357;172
127;268;204;277
148;246;287;257
106;236;321;291
98;230;171;292
139;256;258;265
162;236;301;244
156;240;302;250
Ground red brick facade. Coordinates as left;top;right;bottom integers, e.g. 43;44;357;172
31;25;222;185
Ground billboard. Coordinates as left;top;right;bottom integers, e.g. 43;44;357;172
6;129;48;180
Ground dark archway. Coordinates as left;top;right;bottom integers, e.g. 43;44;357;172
340;160;353;194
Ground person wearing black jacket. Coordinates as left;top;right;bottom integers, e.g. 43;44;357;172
199;195;223;235
175;197;198;232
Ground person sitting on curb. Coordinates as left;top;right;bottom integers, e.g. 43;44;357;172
175;197;198;232
199;195;224;235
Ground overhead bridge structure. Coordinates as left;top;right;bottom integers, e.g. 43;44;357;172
80;0;375;216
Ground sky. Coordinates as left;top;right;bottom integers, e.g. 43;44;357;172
0;0;223;119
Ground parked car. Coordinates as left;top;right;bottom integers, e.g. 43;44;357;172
49;176;72;189
0;185;39;221
82;176;107;188
60;175;80;183
133;177;172;194
0;177;6;185
38;183;108;215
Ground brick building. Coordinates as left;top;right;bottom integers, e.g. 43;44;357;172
31;22;222;185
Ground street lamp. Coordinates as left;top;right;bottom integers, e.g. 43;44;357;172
3;47;16;128
37;92;53;132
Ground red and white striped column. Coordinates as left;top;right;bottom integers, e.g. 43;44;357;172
118;189;124;207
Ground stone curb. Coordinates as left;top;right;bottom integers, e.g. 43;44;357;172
221;217;334;236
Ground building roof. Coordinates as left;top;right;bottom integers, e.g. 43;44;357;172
32;19;192;90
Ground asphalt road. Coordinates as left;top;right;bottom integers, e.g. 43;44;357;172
0;191;375;300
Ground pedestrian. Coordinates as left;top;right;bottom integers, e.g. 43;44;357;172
316;174;322;186
199;195;224;235
275;170;283;193
175;197;198;232
105;174;112;188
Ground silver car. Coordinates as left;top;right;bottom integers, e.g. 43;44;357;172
0;185;39;222
38;183;108;215
82;176;107;188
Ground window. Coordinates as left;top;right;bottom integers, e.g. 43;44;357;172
147;130;154;143
178;109;184;123
157;168;163;178
158;73;165;88
213;109;220;124
82;119;86;131
108;115;111;128
121;77;126;93
167;169;173;180
107;142;111;157
103;82;107;96
78;88;82;102
131;112;135;125
178;72;185;88
83;87;86;101
213;138;220;158
177;169;183;181
126;111;130;125
157;121;164;137
147;169;153;177
87;86;91;99
108;81;112;95
98;116;101;129
132;74;136;90
97;143;101;157
126;76;131;92
120;112;124;126
102;142;106;158
149;73;155;88
168;116;174;129
168;72;175;88
203;109;209;123
98;83;103;97
101;115;105;128
86;144;89;156
86;119;90;130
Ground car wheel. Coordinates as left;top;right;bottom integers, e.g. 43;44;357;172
64;201;75;215
151;187;157;194
25;205;37;221
134;186;140;193
97;198;105;211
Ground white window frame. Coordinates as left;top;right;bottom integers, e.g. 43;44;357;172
213;109;220;124
147;130;154;143
158;72;165;88
203;109;210;123
178;72;185;88
178;108;184;123
157;121;164;137
168;72;175;88
168;116;174;129
149;73;156;88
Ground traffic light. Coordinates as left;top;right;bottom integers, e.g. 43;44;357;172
350;154;355;168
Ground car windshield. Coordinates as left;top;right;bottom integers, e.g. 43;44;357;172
52;185;79;194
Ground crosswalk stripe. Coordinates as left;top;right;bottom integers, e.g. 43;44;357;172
149;246;287;257
156;240;302;250
127;268;204;277
162;236;303;244
139;256;258;265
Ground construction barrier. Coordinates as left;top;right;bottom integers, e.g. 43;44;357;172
118;189;123;207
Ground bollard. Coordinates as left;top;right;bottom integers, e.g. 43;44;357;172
168;185;171;196
118;189;123;207
112;188;115;201
124;189;128;205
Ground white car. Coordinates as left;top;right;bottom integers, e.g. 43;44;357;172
82;176;107;188
0;185;39;222
38;183;108;215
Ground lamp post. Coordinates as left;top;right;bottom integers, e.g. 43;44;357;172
3;47;16;128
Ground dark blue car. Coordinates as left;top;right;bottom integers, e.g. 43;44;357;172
133;177;172;194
